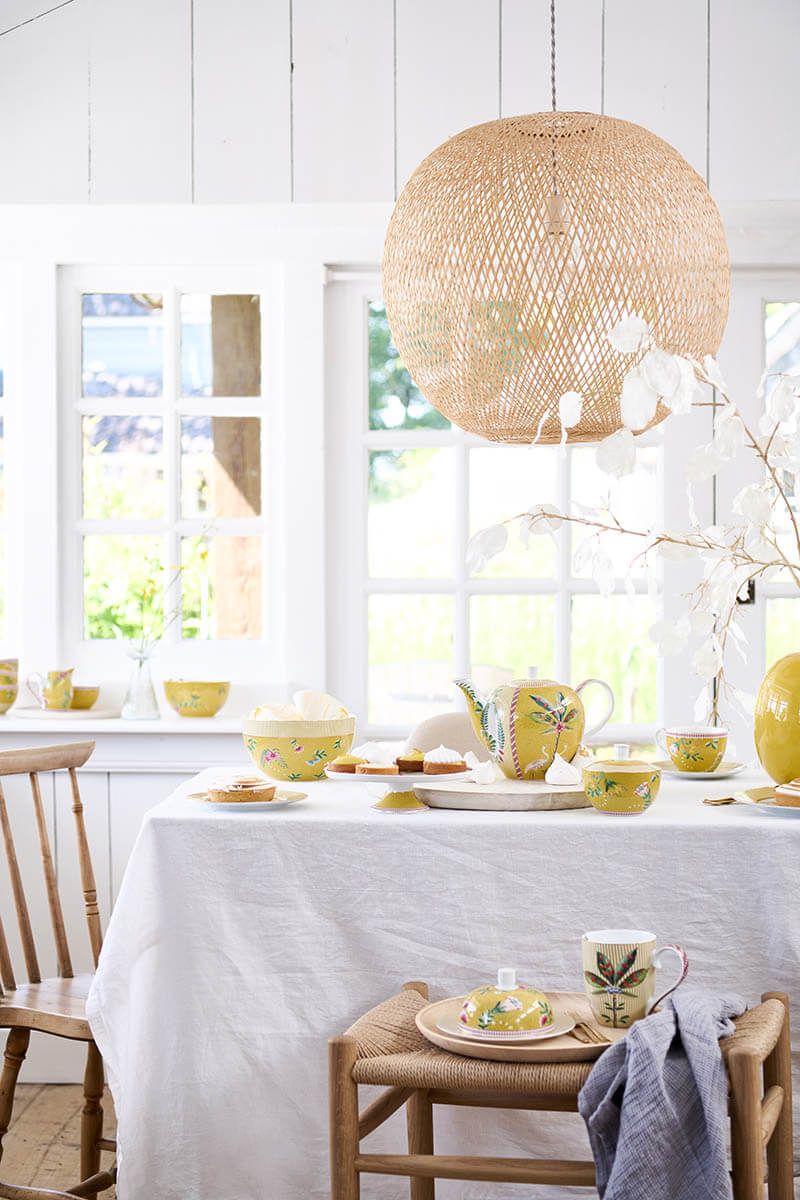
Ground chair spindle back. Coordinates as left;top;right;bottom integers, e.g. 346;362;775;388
0;741;98;992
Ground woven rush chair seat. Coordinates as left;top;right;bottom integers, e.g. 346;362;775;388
348;988;591;1096
329;981;794;1200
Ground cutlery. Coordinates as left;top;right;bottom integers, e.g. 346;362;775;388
567;1012;612;1045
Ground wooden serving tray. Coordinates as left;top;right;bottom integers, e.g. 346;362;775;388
416;992;627;1063
413;778;589;811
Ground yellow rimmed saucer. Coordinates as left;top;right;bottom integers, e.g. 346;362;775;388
655;759;746;781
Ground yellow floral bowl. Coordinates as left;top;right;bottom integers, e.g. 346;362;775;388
0;685;17;715
70;685;100;711
583;758;661;816
164;680;231;718
242;716;356;782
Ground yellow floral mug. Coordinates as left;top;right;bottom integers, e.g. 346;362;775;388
582;928;689;1028
27;669;75;711
657;725;727;772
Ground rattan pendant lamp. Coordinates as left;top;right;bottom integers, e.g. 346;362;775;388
382;2;730;444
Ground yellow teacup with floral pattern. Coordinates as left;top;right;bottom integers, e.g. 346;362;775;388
27;669;74;711
657;726;727;773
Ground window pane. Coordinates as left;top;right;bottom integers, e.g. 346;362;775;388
766;597;800;668
368;448;453;578
82;293;163;398
470;595;556;691
180;294;261;397
764;301;800;392
470;446;557;578
571;595;658;725
83;535;164;640
368;302;449;431
0;536;6;637
368;593;453;725
0;415;5;513
570;445;660;578
181;536;262;640
181;416;261;518
83;415;163;518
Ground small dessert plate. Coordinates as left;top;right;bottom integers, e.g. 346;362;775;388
437;1011;575;1043
737;789;800;818
654;759;747;781
187;789;306;811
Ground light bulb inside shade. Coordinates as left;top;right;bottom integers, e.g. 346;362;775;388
540;191;582;306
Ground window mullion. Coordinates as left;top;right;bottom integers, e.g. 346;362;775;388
555;444;571;682
454;436;469;679
163;285;181;647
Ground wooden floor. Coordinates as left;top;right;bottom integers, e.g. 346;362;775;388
1;1085;116;1196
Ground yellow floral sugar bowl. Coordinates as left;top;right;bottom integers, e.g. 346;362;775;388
242;715;355;782
459;968;554;1037
583;745;661;816
164;680;230;718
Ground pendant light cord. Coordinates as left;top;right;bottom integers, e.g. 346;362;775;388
550;0;558;193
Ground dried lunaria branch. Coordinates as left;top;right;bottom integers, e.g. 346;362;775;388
467;314;800;726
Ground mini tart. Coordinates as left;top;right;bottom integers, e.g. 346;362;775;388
328;754;368;774
208;779;276;804
355;763;400;775
396;748;425;773
423;759;466;775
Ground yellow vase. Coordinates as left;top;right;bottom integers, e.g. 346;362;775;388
754;653;800;784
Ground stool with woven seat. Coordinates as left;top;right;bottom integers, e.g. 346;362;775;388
329;981;794;1199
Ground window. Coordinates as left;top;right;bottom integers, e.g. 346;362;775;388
61;272;271;677
327;278;663;737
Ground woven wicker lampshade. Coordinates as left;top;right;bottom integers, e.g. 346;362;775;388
382;112;731;444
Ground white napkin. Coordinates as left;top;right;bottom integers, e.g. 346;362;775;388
292;689;349;720
352;741;395;765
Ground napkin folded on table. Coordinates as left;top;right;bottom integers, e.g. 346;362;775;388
251;690;350;722
578;988;746;1200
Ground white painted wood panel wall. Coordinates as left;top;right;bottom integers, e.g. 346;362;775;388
0;0;797;206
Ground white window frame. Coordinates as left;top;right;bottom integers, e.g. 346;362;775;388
58;264;279;681
326;270;672;741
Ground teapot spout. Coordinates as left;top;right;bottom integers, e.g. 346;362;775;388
454;678;489;750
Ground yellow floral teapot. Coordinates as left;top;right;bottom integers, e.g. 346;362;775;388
455;674;614;780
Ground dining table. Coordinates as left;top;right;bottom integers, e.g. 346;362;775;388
87;766;800;1200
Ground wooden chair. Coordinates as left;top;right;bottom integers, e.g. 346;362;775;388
0;741;115;1200
329;981;794;1200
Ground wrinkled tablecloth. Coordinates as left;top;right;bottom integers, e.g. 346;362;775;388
87;769;800;1200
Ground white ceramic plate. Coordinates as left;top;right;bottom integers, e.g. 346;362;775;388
324;768;473;784
437;1010;576;1043
654;759;747;781
187;789;306;811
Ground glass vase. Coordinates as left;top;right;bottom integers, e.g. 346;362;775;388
121;646;160;720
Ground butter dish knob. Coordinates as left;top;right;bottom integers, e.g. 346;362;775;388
497;967;517;990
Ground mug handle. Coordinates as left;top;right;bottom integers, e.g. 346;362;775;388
575;678;615;737
646;943;689;1014
655;727;669;756
26;673;44;709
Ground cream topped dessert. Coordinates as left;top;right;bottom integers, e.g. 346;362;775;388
422;745;467;775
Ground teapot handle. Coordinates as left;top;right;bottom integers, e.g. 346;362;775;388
575;678;615;738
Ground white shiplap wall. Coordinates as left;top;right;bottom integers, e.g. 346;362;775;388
0;0;797;206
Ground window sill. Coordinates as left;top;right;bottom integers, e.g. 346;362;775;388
0;714;244;735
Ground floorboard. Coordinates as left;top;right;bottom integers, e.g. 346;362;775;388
1;1084;116;1197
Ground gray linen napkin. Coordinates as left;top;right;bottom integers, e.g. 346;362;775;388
577;989;745;1200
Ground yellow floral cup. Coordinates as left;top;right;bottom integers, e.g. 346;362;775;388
70;685;100;711
27;669;74;711
0;659;18;715
583;745;661;815
164;680;230;718
657;726;727;772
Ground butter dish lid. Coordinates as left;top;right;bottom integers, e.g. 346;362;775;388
589;743;655;772
459;968;554;1032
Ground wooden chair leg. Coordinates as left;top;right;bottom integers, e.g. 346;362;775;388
0;1029;30;1166
729;1047;765;1200
762;993;794;1200
407;1090;435;1200
80;1042;104;1195
329;1036;360;1200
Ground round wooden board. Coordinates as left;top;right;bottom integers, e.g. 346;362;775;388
416;994;627;1063
413;778;590;811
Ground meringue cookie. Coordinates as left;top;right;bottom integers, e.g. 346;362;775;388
544;753;582;787
464;751;500;785
423;744;464;764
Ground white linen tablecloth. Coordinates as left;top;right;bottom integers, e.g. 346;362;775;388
87;768;800;1200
